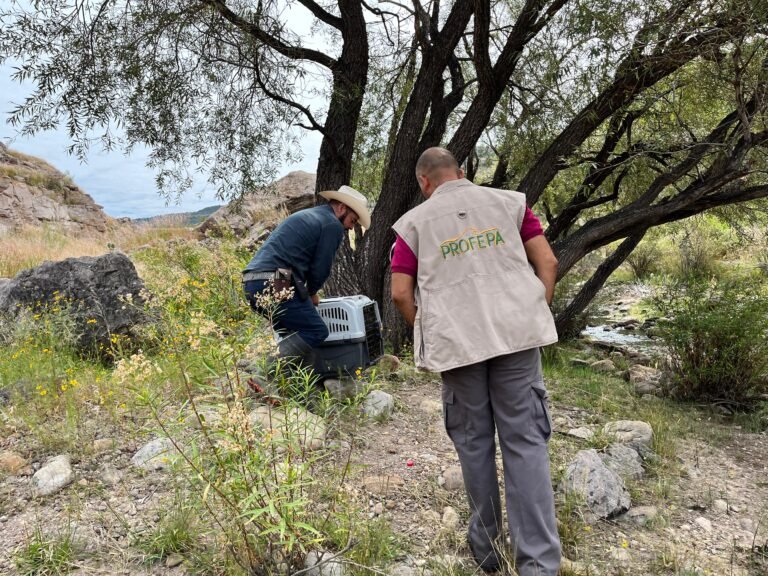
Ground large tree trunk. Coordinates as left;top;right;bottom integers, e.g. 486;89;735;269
314;0;369;192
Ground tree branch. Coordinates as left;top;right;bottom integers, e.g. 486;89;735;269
202;0;336;68
296;0;343;29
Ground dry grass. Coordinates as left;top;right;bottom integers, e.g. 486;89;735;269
0;224;197;277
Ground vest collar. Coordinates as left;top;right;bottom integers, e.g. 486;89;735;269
432;178;473;198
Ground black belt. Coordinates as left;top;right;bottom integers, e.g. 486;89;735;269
242;270;275;282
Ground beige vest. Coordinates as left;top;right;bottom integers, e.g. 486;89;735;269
392;178;558;372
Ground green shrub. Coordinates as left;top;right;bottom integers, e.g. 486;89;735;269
675;223;723;279
626;242;661;280
655;277;768;405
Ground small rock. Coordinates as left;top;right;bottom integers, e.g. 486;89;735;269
372;502;384;515
590;359;617;372
565;427;594;440
623;505;659;526
92;438;116;453
323;378;365;401
694;517;712;532
362;390;395;419
376;354;401;372
441;506;460;530
712;499;728;513
603;420;654;454
33;455;75;496
362;475;405;496
418;399;442;414
441;466;464;491
560;556;595;575
249;405;326;451
184;407;223;429
0;451;28;474
98;463;123;486
131;438;177;471
165;554;184;568
304;549;347;576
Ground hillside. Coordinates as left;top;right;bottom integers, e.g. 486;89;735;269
0;143;113;235
132;205;222;227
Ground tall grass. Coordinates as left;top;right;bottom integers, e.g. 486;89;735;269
0;223;197;277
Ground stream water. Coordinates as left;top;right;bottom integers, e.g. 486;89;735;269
578;282;663;356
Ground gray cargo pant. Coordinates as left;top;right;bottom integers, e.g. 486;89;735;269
441;347;560;576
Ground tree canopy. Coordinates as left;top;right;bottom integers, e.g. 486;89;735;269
2;0;767;337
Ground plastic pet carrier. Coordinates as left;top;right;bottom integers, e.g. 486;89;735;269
312;295;384;378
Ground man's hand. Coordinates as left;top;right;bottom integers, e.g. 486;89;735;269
524;235;558;304
311;294;320;306
391;272;417;325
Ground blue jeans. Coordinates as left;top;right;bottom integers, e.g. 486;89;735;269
243;279;329;347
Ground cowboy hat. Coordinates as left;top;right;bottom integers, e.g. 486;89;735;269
318;185;371;229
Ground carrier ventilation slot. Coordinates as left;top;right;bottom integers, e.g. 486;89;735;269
320;306;349;334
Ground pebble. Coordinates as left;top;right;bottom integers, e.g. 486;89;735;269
694;517;712;532
712;499;728;513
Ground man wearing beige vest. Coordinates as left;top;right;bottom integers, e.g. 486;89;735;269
391;147;560;575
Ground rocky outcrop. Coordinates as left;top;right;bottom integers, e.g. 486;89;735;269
0;143;112;234
196;170;316;248
0;252;149;355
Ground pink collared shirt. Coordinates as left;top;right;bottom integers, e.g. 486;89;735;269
391;206;544;277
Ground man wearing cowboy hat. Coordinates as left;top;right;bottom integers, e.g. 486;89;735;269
242;185;371;361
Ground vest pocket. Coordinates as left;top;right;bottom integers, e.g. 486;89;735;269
442;387;466;445
530;381;553;443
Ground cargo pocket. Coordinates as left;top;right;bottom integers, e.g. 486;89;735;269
442;387;466;445
530;381;553;443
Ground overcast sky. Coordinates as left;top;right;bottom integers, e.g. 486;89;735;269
0;61;322;219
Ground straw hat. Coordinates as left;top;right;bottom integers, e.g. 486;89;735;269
318;185;371;229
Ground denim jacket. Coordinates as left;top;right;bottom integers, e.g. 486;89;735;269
244;204;344;295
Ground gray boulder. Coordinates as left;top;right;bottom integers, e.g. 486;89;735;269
603;420;654;456
0;252;149;355
601;443;644;480
362;390;395;419
560;449;630;520
626;364;662;395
